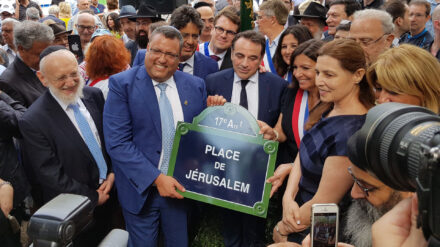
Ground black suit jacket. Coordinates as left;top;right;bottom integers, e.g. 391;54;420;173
219;48;233;71
0;57;46;107
19;87;111;207
125;40;138;66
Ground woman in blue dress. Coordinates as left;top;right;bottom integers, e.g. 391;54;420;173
259;40;324;196
272;39;375;243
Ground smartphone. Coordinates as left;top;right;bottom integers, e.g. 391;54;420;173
68;34;84;61
311;203;339;247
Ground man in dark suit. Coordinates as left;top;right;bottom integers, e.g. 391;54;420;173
104;26;207;247
132;6;218;80
0;21;53;107
19;47;115;246
198;6;240;70
205;30;287;247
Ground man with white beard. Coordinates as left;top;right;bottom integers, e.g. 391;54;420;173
343;165;413;247
19;46;116;246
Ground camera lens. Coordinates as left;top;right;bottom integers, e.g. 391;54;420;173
347;103;440;191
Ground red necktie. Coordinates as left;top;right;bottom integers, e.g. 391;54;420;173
210;55;220;61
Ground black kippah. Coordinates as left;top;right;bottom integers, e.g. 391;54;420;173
39;45;68;61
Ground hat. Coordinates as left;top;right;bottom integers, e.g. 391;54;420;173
117;5;136;19
48;23;71;36
128;4;161;22
39;45;68;61
91;28;112;41
0;3;15;14
294;2;327;23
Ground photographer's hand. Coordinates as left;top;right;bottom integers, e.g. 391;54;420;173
372;195;428;247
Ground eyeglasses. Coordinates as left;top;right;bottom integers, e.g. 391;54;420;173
410;13;427;18
214;26;237;37
76;25;95;31
349;33;388;47
347;166;374;197
148;48;179;60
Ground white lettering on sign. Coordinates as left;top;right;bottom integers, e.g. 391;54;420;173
185;169;250;194
205;144;240;161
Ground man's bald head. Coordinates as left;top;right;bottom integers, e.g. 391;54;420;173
39;49;77;75
77;13;97;45
38;49;84;105
77;0;90;11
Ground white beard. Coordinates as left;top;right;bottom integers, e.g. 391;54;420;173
49;76;85;105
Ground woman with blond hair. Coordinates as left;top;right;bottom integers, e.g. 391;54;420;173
58;2;72;28
367;44;440;113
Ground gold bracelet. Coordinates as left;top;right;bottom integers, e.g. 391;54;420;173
276;222;289;236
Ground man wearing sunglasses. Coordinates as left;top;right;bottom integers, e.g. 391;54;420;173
198;7;240;70
344;165;412;247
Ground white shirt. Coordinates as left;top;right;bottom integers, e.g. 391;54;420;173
181;54;195;75
50;90;102;148
267;31;282;58
2;44;16;66
152;77;184;170
231;72;259;119
208;43;227;69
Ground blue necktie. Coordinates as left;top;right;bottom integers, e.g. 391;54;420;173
69;103;107;180
178;63;187;71
157;83;175;174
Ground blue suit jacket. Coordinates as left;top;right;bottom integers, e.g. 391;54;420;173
133;50;219;80
103;67;207;214
205;68;287;127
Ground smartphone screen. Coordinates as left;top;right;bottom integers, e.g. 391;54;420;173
312;212;338;247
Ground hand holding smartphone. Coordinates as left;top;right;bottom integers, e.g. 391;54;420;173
311;203;339;247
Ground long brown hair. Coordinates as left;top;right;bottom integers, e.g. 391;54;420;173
305;39;375;130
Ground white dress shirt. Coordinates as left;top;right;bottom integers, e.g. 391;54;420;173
231;72;259;119
2;44;16;66
152;77;184;170
181;54;195;75
50;90;102;148
267;31;283;58
208;44;227;69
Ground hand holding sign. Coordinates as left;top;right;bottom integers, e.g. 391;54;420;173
154;174;185;199
168;103;278;217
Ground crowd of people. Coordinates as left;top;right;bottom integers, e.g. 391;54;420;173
0;0;439;246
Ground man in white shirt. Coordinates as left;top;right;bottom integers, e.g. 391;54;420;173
205;30;287;247
1;18;19;66
19;47;115;246
198;6;240;70
256;0;289;73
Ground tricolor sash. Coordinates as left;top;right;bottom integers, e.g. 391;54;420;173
262;39;277;74
198;42;210;56
292;89;309;148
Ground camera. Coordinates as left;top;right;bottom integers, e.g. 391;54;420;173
347;103;440;241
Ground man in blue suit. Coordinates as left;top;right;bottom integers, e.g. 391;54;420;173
132;5;218;81
103;26;207;246
205;30;287;247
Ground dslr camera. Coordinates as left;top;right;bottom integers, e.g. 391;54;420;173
347;103;440;242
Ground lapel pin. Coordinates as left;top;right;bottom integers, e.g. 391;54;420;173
184;100;188;106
